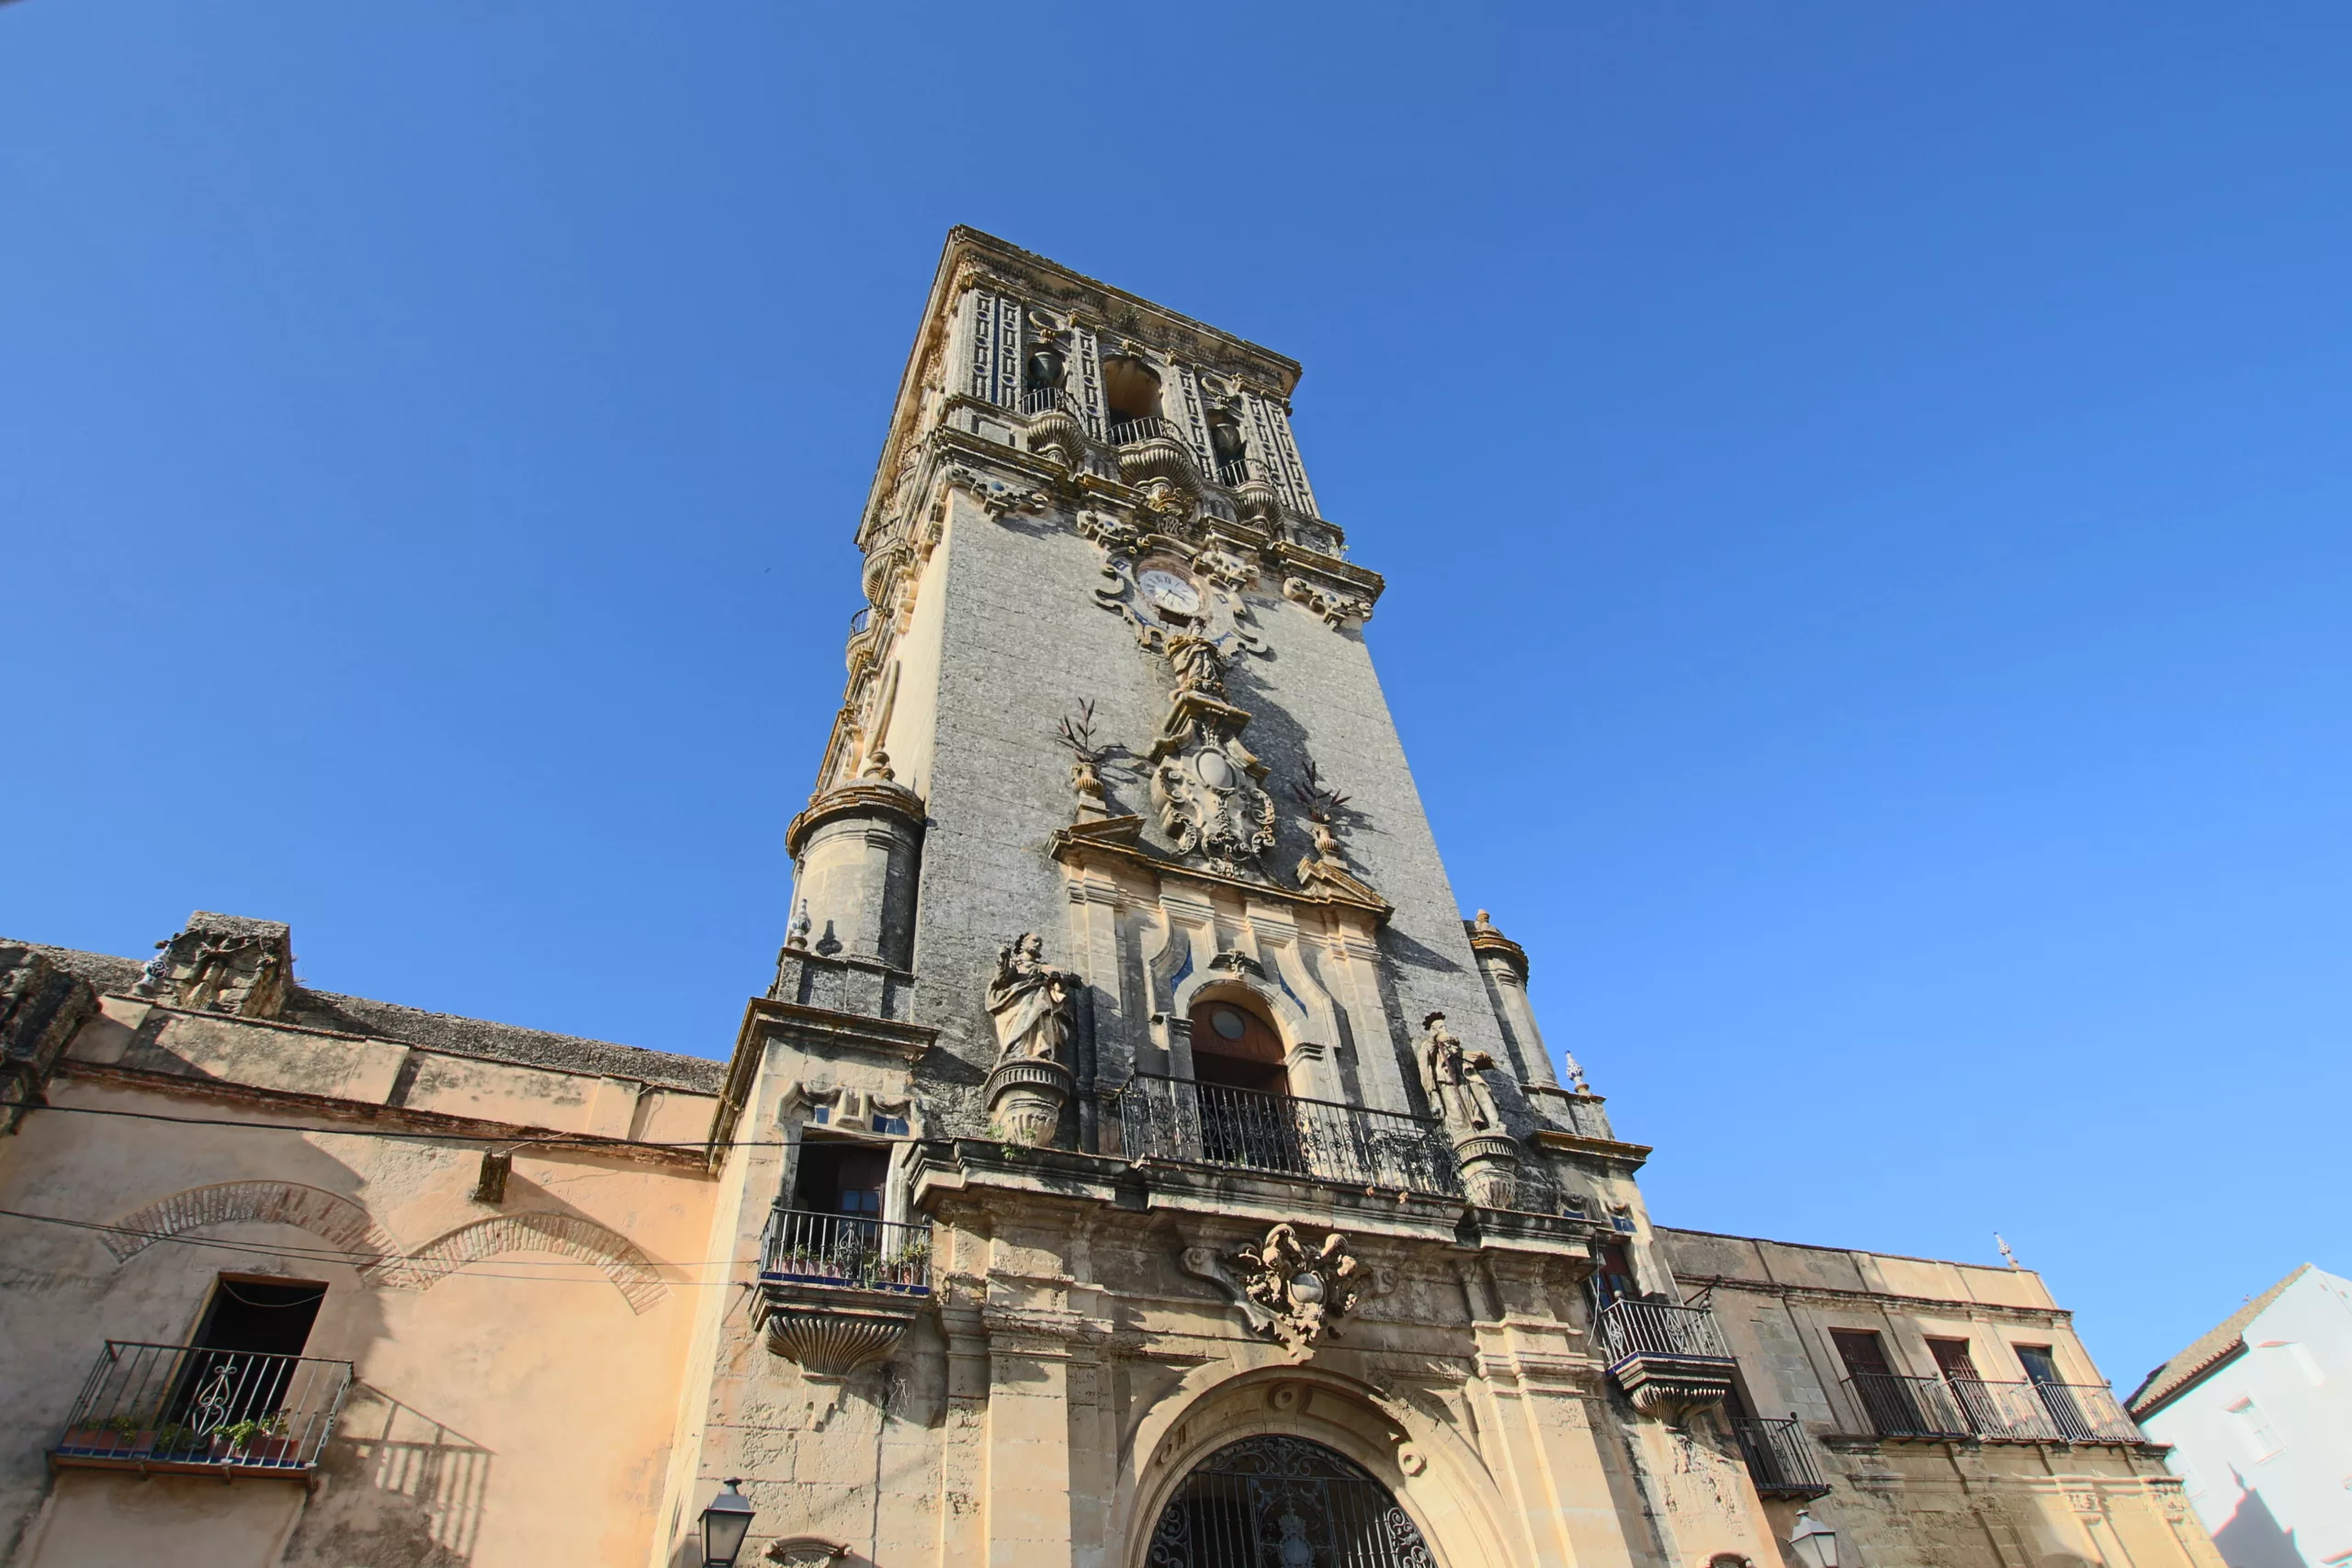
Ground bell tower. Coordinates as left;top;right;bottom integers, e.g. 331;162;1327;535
661;229;1778;1568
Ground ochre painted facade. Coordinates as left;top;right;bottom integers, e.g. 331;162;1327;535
0;231;2221;1568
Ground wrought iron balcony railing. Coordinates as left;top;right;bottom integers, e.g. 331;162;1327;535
1845;1372;2143;1444
52;1340;352;1474
759;1206;932;1294
1593;1298;1735;1368
1019;387;1081;416
1731;1416;1831;1499
1106;416;1173;446
1215;457;1255;487
1114;1073;1462;1199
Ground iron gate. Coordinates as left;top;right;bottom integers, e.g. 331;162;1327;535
1148;1436;1436;1568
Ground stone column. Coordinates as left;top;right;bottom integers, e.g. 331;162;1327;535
981;1325;1076;1568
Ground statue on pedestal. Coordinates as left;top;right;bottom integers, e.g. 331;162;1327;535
1419;1011;1500;1134
986;933;1077;1066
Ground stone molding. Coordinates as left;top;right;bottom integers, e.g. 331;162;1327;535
783;780;929;861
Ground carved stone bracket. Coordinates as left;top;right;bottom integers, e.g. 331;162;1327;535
984;1057;1072;1147
132;913;293;1020
1283;575;1374;629
758;1282;924;1378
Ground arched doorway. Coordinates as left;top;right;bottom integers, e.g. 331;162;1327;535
1147;1435;1436;1568
1186;995;1303;1175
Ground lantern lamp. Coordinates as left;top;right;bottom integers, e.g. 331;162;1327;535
1788;1509;1842;1568
702;1478;756;1567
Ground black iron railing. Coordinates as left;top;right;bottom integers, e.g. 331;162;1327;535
1107;416;1172;446
760;1206;932;1293
52;1341;351;1472
1020;388;1080;415
1845;1373;2142;1444
1731;1416;1831;1499
1115;1074;1462;1198
1593;1298;1736;1368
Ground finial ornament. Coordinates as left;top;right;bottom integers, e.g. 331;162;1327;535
1055;700;1109;820
1996;1234;2022;1270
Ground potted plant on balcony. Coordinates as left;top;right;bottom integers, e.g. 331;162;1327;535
214;1415;297;1465
146;1421;210;1461
59;1414;152;1456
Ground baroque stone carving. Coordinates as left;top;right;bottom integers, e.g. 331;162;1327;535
983;933;1079;1146
763;1304;911;1377
133;916;293;1019
1283;575;1374;629
1184;1224;1363;1358
1147;633;1277;876
1419;1011;1521;1206
986;933;1076;1066
1419;1012;1500;1135
1194;547;1256;594
1054;700;1111;820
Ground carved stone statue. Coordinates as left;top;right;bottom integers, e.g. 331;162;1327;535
1419;1011;1500;1134
985;933;1078;1067
1163;630;1227;698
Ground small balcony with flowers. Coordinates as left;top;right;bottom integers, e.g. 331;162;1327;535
754;1205;933;1379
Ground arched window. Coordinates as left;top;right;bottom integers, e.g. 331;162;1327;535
1148;1435;1435;1568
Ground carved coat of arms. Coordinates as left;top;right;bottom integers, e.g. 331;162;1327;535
1185;1224;1363;1358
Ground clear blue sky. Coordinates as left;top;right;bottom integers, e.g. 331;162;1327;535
6;3;2346;1391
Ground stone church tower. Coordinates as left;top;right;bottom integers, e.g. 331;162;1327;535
677;228;1768;1567
0;229;2211;1568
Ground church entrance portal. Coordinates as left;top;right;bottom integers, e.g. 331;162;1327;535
1147;1435;1436;1568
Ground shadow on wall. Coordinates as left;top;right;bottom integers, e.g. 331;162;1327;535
282;1383;492;1566
2211;1473;2308;1568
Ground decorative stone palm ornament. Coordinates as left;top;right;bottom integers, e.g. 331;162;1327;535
983;933;1079;1145
1418;1011;1521;1209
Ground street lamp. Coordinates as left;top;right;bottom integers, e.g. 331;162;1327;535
702;1478;756;1568
1788;1510;1841;1568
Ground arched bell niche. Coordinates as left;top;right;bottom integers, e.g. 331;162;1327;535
1146;1435;1436;1568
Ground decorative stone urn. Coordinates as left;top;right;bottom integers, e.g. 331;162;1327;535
1453;1133;1522;1210
985;1057;1072;1147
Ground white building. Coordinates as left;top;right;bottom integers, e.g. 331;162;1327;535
2132;1266;2352;1568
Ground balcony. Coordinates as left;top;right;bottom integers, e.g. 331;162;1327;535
1592;1298;1737;1420
1019;388;1080;416
1731;1416;1831;1500
760;1206;931;1294
1106;415;1172;446
1845;1372;2144;1444
51;1340;351;1476
1114;1073;1462;1200
756;1207;932;1377
1214;457;1255;488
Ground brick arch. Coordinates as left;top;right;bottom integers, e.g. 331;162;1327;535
102;1180;404;1282
402;1213;669;1314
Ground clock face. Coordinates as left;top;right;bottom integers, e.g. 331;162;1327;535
1137;567;1202;618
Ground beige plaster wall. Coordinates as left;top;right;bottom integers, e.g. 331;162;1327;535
0;1049;718;1568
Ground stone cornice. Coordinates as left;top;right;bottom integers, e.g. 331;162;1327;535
1673;1269;2074;1326
1528;1127;1653;1169
53;1061;716;1172
714;996;938;1162
784;780;929;860
1049;821;1392;922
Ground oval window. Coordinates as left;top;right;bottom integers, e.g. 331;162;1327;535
1211;1009;1248;1041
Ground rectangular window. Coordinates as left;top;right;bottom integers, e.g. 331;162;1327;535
2229;1396;2284;1461
1928;1337;1982;1381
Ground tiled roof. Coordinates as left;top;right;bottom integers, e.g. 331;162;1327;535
2126;1264;2312;1420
